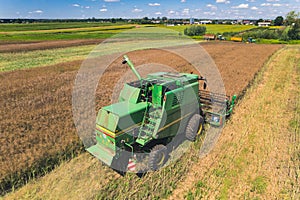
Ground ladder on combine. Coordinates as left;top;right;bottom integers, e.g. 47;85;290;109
136;107;162;146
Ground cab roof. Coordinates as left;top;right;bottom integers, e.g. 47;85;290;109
128;72;199;89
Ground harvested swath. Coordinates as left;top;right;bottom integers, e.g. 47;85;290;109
169;46;300;200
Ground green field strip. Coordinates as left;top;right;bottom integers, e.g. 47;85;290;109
0;22;130;32
0;45;95;71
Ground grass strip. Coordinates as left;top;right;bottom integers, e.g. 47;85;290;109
184;46;300;199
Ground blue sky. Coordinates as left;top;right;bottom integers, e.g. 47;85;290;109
0;0;299;19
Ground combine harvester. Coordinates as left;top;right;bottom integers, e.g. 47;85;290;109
87;55;236;172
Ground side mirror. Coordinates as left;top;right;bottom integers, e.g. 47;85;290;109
203;82;207;90
198;76;207;90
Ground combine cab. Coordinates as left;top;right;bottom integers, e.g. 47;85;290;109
87;55;236;172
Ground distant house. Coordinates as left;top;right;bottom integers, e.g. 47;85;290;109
204;34;216;40
151;20;161;24
237;20;243;24
258;22;271;27
243;20;250;25
200;20;212;24
243;20;255;25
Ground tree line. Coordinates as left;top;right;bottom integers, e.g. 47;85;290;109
183;11;299;41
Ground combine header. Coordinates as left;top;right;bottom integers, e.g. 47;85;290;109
87;55;236;172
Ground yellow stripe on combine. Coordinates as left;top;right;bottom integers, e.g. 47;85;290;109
95;123;141;138
158;112;193;132
95;124;116;138
96;112;193;138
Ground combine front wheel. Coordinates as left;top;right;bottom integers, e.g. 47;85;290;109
148;144;168;171
186;114;204;141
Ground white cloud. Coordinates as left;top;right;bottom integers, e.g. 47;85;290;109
132;8;143;13
85;6;90;9
148;3;160;6
204;11;216;15
72;4;80;7
182;8;190;15
207;4;217;10
216;0;230;3
251;6;258;10
168;10;175;14
104;0;120;2
246;0;255;2
33;10;43;14
181;0;186;2
232;4;249;9
261;3;271;6
155;12;162;15
273;3;282;6
100;8;107;12
266;0;279;2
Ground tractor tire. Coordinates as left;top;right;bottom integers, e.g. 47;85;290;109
148;144;168;171
186;114;204;142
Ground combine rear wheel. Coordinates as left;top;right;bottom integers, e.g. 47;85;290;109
148;144;168;171
186;114;204;141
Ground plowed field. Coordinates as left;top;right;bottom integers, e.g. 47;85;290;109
0;42;281;194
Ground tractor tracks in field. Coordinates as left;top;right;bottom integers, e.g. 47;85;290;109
168;46;300;200
0;39;103;53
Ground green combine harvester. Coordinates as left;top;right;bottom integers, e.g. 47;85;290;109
87;55;236;172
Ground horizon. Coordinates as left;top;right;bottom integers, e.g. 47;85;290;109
0;17;275;21
0;0;299;20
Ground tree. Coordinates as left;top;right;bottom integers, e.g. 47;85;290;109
288;19;300;40
184;25;206;36
162;17;167;21
274;16;284;26
256;18;264;26
111;18;116;23
285;11;299;25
